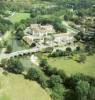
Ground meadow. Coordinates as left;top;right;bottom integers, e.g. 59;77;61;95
47;54;95;77
0;71;51;100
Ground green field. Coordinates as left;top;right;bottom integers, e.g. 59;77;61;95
47;55;95;77
0;71;51;100
8;13;30;23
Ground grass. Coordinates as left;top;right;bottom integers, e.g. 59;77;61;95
19;56;48;80
19;56;34;71
0;71;51;100
46;54;95;77
12;39;29;52
8;13;30;24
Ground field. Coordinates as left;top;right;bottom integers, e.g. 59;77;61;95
8;13;30;23
0;70;51;100
47;54;95;77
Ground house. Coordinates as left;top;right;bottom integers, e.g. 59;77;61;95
23;24;55;46
54;33;74;45
24;24;55;37
23;35;43;46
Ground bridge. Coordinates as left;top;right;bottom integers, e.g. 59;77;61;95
0;46;52;62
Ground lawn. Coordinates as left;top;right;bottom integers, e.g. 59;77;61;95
0;70;51;100
47;54;95;77
8;13;30;23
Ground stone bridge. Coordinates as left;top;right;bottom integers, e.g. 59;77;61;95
0;46;52;62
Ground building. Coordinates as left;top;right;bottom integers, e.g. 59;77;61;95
54;33;74;45
24;24;55;37
23;35;44;46
23;24;55;46
23;24;74;47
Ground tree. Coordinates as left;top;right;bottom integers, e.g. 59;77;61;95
48;75;62;88
26;67;47;88
88;86;95;100
64;15;69;21
51;84;65;100
15;24;25;40
0;58;8;68
76;46;81;52
57;69;67;82
53;18;67;33
38;75;47;88
15;29;24;40
76;80;90;100
40;59;48;68
65;47;72;56
5;45;12;53
0;17;12;33
76;54;86;63
30;11;37;18
6;58;24;74
74;31;84;42
26;68;40;80
48;75;65;100
50;49;64;57
76;11;84;17
31;42;36;47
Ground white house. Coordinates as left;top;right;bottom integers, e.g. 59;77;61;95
54;33;74;45
24;24;55;37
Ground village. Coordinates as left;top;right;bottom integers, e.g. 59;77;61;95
0;0;95;100
23;24;77;52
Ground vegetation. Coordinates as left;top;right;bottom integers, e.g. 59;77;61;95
8;13;30;24
6;58;24;74
47;54;95;77
0;0;95;100
26;67;47;88
0;17;12;34
0;72;51;100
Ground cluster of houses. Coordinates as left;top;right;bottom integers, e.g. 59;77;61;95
23;24;74;48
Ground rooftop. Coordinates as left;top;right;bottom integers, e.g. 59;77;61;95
30;24;55;34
